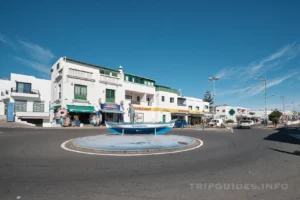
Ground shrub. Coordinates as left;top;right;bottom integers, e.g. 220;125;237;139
225;119;234;124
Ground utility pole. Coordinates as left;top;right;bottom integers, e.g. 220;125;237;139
255;76;267;127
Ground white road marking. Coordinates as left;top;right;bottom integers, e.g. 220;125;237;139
16;196;21;199
61;137;204;157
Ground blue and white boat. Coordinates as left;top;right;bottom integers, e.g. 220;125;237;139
105;121;176;135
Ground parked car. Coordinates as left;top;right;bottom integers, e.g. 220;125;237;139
209;119;224;127
174;119;187;128
237;120;251;129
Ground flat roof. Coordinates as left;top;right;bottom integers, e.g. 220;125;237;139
66;57;119;72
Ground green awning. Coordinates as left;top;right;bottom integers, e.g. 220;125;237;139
49;104;61;110
67;105;95;113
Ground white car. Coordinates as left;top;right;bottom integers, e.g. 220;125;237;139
209;119;223;127
237;120;251;129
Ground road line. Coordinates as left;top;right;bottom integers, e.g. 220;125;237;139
61;137;203;157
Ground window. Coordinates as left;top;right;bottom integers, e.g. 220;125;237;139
205;105;209;109
188;106;192;110
16;82;31;93
100;69;110;76
137;96;140;102
112;72;118;77
125;95;132;100
15;100;27;112
196;106;199;110
58;84;61;99
222;109;225;112
161;96;165;102
106;89;115;103
170;97;174;103
74;84;87;100
56;63;60;70
33;101;45;112
128;76;133;82
217;110;219;112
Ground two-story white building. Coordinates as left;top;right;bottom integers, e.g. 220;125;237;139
0;73;51;126
50;57;210;126
215;105;249;122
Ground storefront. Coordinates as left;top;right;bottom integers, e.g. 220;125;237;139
171;112;188;120
67;105;96;124
100;103;124;123
187;114;204;125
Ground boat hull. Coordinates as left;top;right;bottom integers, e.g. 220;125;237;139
105;122;175;135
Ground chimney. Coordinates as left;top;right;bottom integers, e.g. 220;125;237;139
119;65;123;73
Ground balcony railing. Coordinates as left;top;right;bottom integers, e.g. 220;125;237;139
100;75;120;85
11;87;39;94
106;97;115;103
74;94;87;100
131;100;140;105
177;103;186;106
155;86;180;95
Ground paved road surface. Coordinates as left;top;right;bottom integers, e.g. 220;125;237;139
0;127;299;200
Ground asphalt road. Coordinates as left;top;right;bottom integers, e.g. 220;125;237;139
0;127;299;200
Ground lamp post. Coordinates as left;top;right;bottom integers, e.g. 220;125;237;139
209;77;220;116
254;76;267;127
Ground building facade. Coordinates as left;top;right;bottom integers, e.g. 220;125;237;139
215;105;249;122
0;73;51;126
50;57;210;126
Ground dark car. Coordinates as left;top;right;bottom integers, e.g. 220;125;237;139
174;119;187;128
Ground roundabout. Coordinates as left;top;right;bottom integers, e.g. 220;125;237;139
61;134;203;156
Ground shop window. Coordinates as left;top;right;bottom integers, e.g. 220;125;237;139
222;110;225;112
162;96;165;102
74;84;87;100
106;89;115;103
170;97;174;103
33;101;45;112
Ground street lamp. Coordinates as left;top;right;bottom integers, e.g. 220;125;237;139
267;95;276;99
209;77;220;115
254;76;267;126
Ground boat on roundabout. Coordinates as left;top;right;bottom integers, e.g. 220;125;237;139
105;120;176;135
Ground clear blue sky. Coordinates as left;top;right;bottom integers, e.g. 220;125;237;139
1;0;300;110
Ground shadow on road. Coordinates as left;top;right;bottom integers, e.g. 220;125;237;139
264;127;300;145
268;148;300;156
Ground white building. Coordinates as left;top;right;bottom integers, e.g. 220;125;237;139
0;73;51;127
215;105;249;122
50;57;210;126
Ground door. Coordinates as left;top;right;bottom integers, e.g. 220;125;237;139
162;115;166;123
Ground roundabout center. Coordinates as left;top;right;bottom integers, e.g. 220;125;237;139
61;134;203;156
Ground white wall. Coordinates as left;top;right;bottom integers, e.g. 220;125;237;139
216;106;249;122
0;79;12;115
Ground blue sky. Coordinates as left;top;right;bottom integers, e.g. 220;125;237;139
1;0;300;110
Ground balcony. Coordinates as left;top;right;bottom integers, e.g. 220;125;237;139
106;97;115;103
99;75;121;86
177;103;186;107
74;94;87;100
11;88;40;98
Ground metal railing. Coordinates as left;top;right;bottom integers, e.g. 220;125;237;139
106;97;115;103
74;94;87;100
11;88;39;95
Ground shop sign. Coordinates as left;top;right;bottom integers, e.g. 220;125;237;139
101;103;119;110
